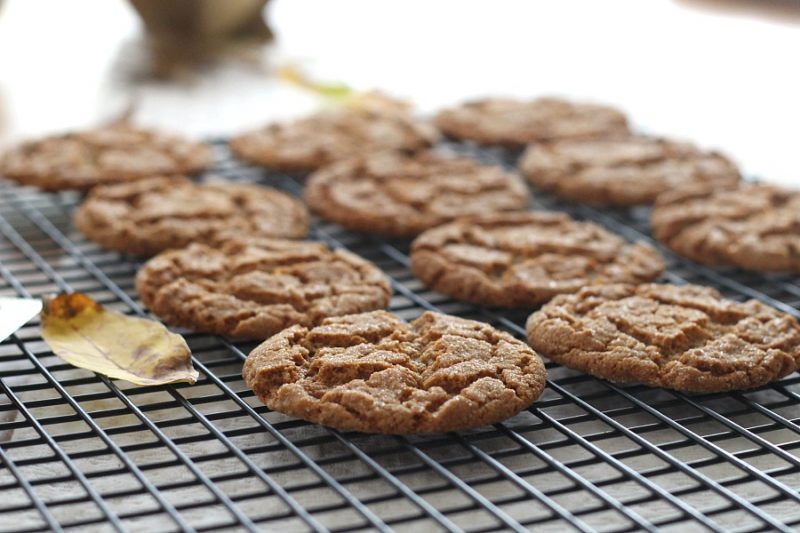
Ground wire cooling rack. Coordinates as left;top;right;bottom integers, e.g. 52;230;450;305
1;140;800;533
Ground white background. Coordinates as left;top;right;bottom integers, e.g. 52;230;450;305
0;0;798;185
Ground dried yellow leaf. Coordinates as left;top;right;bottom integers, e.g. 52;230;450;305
41;293;198;386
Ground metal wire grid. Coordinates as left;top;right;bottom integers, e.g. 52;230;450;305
0;141;799;533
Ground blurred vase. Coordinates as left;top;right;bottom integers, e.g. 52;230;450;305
128;0;272;42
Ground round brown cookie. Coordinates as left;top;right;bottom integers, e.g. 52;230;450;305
519;136;740;206
136;239;391;339
74;175;308;257
230;107;439;173
526;283;800;393
434;97;629;147
0;124;213;191
304;151;529;237
410;212;664;308
652;183;800;273
242;310;547;433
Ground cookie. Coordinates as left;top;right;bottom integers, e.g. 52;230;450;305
304;151;530;237
652;183;800;273
230;105;439;173
243;310;547;433
74;175;308;257
434;97;629;147
526;284;800;392
136;239;391;339
519;136;740;206
0;123;212;191
411;212;664;308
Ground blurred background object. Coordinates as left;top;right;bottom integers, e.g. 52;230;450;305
676;0;800;23
129;0;272;42
128;0;273;78
0;0;798;185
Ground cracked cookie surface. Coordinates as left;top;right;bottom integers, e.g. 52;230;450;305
0;124;212;191
304;151;529;237
526;284;800;392
434;97;629;147
652;183;800;272
520;136;740;206
230;108;438;173
136;239;391;339
411;212;664;308
243;310;547;433
74;176;309;257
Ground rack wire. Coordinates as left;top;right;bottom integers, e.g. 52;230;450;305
1;140;800;533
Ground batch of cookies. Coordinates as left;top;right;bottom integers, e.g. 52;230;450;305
2;93;799;435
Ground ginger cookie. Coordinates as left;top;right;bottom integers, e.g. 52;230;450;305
74;176;308;257
243;310;547;433
411;212;664;308
0;124;212;191
519;135;740;206
230;105;439;173
136;239;391;339
526;284;800;393
303;151;529;237
652;183;800;273
434;97;629;147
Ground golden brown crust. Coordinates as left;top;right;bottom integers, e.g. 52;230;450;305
519;135;740;206
230;108;439;173
434;97;629;147
74;176;309;257
136;239;391;339
0;124;212;191
410;212;664;308
243;310;547;433
526;284;800;393
303;151;530;237
651;183;800;272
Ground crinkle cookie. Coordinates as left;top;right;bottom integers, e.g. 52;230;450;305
0;124;212;191
519;135;740;206
434;97;629;147
243;310;547;433
652;183;800;272
74;176;308;256
230;104;438;173
411;212;664;308
137;239;391;339
304;150;529;237
526;284;800;392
